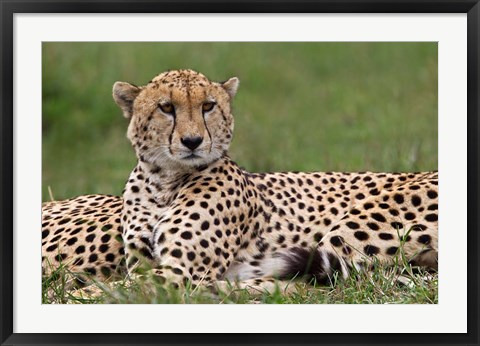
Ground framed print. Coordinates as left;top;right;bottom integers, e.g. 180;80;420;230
1;1;479;345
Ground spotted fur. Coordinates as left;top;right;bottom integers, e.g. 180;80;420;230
42;195;125;283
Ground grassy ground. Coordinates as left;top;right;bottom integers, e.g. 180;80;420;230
42;42;438;304
44;268;437;304
43;242;438;305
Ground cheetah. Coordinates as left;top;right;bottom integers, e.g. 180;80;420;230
42;195;125;282
42;69;438;293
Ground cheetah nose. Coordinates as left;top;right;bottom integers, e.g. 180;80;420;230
181;136;203;150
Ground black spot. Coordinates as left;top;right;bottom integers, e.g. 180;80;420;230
131;185;139;193
427;204;438;211
418;234;432;245
391;221;404;229
393;193;404;204
371;213;386;223
101;234;111;243
379;233;394;240
85;234;95;242
363;203;374;210
427;190;438;199
277;235;285;244
313;232;323;242
172;268;183;275
101;224;113;232
425;214;438;222
55;253;67;262
58;218;71;225
99;244;109;253
200;239;209;248
42;230;49;239
171;249;182;258
50;235;61;243
201;221;210;231
181;231;192;240
72;257;84;266
364;245;380;256
350;209;361;215
389;209;399;216
346;221;360;229
85;267;97;276
411;195;422;207
157;233;166;244
190;213;200;220
75;245;85;254
169;227;179;234
404;212;416;220
105;253;115;262
100;267;112;277
367;222;380;231
66;237;78;246
187;252;196;261
88;254;98;263
386;246;398;255
330;236;344;247
354;231;369;241
412;224;427;231
355;193;365;200
186;200;195;207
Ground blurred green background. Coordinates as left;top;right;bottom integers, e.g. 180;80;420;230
42;42;437;202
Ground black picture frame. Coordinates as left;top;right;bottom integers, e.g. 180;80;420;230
1;1;479;345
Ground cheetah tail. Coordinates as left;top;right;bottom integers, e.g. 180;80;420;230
277;247;349;286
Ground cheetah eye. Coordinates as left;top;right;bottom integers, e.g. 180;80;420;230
159;102;175;115
202;102;216;113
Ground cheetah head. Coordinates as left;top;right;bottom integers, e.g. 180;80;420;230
113;69;239;169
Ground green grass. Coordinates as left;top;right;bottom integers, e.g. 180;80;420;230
43;226;437;305
44;271;438;305
42;42;437;201
42;42;438;304
43;243;438;304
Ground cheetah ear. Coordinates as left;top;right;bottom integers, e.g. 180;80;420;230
221;77;239;99
112;81;142;119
